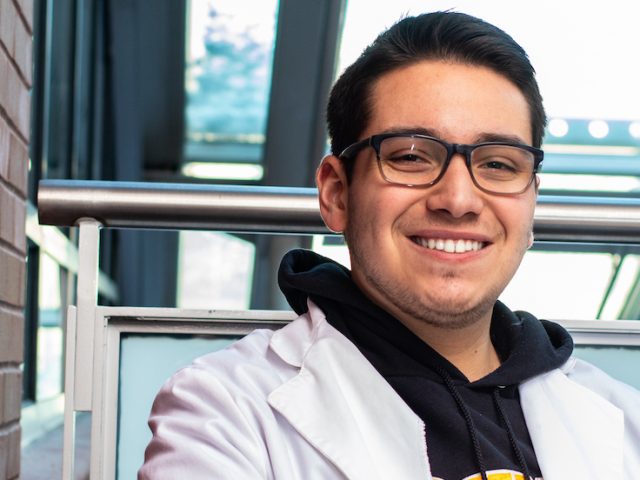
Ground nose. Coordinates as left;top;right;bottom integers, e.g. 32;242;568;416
424;154;484;218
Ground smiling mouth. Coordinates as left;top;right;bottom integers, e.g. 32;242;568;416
410;236;486;253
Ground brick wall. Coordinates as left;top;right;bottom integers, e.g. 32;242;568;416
0;0;32;478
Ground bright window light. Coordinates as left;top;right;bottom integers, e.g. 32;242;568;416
599;255;640;320
182;162;264;181
548;118;569;138
588;120;610;139
501;251;613;320
543;144;640;156
538;173;640;192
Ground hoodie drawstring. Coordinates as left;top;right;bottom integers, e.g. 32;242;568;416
492;388;532;480
437;366;532;480
437;367;489;480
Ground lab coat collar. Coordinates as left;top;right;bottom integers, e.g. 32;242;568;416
520;359;624;479
267;300;431;480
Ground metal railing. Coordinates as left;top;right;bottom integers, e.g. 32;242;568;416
38;179;640;243
38;180;323;233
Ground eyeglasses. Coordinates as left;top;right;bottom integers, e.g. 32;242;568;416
339;133;544;195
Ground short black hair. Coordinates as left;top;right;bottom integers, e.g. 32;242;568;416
327;11;546;179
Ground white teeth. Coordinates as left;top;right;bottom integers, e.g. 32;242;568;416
414;237;484;253
444;239;455;253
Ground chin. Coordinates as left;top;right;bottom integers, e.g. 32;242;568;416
419;292;498;327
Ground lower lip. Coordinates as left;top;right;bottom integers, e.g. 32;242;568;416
408;237;489;261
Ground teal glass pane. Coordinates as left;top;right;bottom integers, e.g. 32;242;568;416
574;345;640;390
116;333;242;479
184;0;279;174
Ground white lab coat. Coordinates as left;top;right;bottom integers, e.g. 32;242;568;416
139;301;640;480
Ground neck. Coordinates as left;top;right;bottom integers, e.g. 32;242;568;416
348;269;501;381
401;312;500;381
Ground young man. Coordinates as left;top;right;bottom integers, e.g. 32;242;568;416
140;12;640;480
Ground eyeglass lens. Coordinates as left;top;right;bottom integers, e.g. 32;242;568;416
378;136;536;193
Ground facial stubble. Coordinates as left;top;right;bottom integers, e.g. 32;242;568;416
345;207;529;332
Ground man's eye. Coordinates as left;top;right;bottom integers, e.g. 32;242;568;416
485;160;513;170
386;148;440;163
478;159;518;172
388;153;426;163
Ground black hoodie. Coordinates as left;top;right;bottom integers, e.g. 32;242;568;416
278;249;573;480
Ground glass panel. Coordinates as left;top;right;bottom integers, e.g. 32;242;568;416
117;333;242;479
36;253;64;400
501;250;617;320
183;0;279;180
177;232;255;309
113;330;639;479
574;345;640;389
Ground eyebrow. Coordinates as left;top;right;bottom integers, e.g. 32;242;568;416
376;126;530;146
378;126;438;137
475;132;529;145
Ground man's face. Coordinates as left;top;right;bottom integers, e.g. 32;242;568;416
318;60;537;330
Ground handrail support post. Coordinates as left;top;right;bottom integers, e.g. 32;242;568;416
75;218;102;411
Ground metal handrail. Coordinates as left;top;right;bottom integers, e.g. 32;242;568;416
38;180;323;233
38;179;640;243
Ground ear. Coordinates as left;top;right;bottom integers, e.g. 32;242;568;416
316;155;349;233
527;230;534;249
529;176;540;249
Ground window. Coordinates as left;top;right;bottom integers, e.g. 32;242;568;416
183;0;280;181
177;231;255;309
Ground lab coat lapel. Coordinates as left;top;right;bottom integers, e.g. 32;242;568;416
268;302;431;480
520;365;624;479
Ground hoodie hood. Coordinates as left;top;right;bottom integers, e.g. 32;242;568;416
278;248;364;314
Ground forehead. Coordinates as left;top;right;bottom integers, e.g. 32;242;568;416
365;60;532;145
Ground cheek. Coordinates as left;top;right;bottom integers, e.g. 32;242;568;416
345;189;395;244
502;206;536;268
500;195;536;237
350;188;414;226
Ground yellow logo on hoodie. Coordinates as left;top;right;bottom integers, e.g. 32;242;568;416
434;470;543;480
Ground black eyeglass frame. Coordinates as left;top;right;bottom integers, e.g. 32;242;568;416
339;133;544;195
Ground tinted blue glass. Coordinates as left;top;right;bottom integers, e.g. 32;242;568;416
184;0;279;167
573;345;640;389
117;333;242;479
